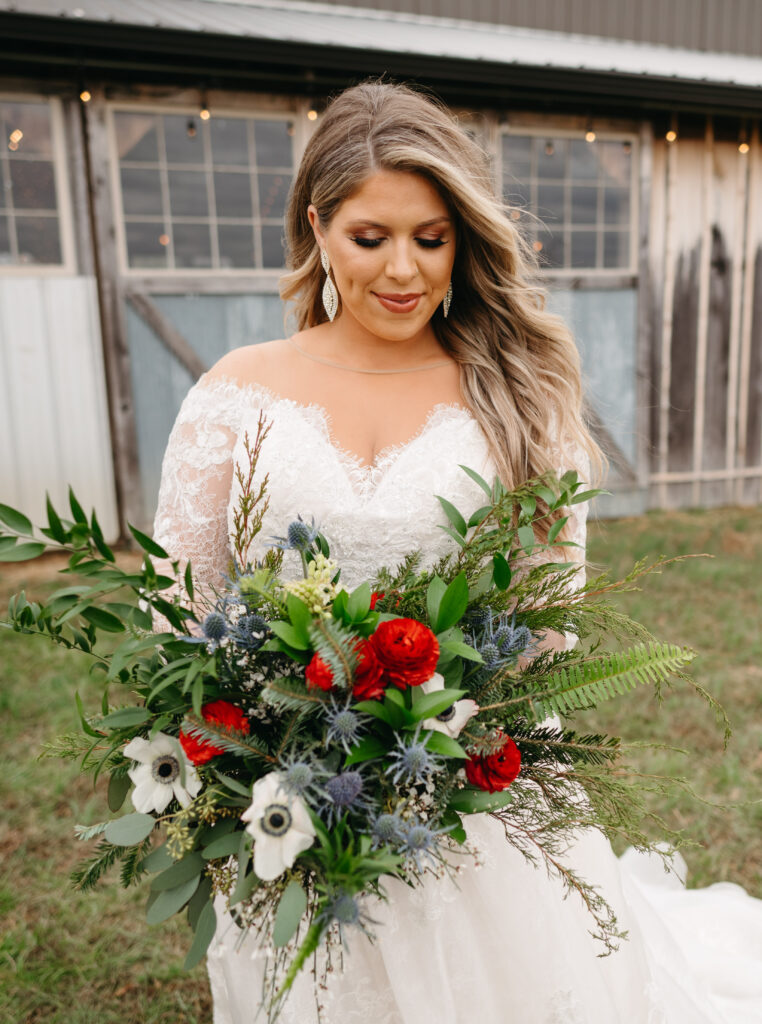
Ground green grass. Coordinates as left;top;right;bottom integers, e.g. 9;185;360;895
1;507;761;1021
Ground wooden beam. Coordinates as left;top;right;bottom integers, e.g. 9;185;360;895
81;87;142;542
125;291;208;380
691;115;713;506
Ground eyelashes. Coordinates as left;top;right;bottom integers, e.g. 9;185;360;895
350;237;447;250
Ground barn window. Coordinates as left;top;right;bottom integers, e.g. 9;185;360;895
111;109;295;272
0;97;71;269
500;129;637;273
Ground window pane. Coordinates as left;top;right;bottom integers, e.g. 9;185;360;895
16;215;61;264
502;133;532;180
535;229;563;269
258;172;290;219
600;141;632;185
210;118;249;166
261;224;285;268
1;101;53;158
603;187;630;225
254;119;293;168
10;160;56;210
173;222;212;268
164;115;204;165
537;138;567;180
218;223;255;268
569;139;598;180
125;221;169;268
168;169;208;216
214;171;253;218
504;181;531;210
536;183;564;224
570;230;597;268
114;112;159;162
571;185;597;225
120;167;163;216
0;215;10;262
603;230;630;268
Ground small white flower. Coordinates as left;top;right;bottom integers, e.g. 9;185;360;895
124;732;202;814
241;772;316;881
420;672;479;739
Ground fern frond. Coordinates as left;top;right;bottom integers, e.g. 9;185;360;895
183;715;277;763
308;618;358;689
498;643;695;721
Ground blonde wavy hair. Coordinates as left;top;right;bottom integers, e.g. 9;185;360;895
280;81;601;537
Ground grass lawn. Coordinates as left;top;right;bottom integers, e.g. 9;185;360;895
1;505;760;1022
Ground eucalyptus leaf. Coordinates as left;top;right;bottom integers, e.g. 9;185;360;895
107;772;131;812
99;706;151;729
448;788;514;814
141;843;175;874
272;880;308;948
184;898;217;970
202;832;243;860
145;874;200;925
104;812;155;846
150;852;205;891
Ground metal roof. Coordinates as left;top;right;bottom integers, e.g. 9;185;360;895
1;0;760;113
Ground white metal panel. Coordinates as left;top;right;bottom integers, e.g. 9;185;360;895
0;276;119;541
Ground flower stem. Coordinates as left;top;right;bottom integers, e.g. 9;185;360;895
272;918;325;1008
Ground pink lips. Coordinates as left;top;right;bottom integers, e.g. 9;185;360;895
374;292;422;313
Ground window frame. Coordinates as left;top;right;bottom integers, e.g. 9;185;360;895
0;93;76;276
107;102;301;279
497;124;640;278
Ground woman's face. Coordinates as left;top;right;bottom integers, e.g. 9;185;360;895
308;169;455;343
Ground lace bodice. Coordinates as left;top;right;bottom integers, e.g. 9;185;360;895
152;375;589;597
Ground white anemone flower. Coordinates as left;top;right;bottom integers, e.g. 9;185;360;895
241;772;316;881
420;672;479;739
124;732;202;814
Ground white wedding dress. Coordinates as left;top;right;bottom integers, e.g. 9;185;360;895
154;375;762;1024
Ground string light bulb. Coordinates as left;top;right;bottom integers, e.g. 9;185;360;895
80;89;91;103
666;129;677;143
738;122;750;154
186;119;197;138
544;140;555;156
585;120;596;143
739;140;750;154
199;89;210;120
307;108;318;121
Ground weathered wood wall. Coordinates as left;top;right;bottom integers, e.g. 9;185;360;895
649;118;762;508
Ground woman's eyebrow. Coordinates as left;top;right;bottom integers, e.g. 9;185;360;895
345;217;452;229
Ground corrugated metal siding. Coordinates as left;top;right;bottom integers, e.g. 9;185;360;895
323;0;762;57
0;276;120;541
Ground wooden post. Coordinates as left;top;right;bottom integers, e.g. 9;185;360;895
657;123;677;508
736;120;760;502
635;120;653;494
726;130;750;502
80;87;142;541
691;115;713;506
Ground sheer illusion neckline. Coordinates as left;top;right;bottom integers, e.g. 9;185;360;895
199;374;476;480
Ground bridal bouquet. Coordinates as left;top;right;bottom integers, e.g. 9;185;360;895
0;415;717;1018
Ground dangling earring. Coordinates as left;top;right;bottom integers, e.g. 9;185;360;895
443;281;453;319
320;248;339;322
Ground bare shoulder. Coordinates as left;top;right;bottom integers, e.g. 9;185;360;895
204;340;295;389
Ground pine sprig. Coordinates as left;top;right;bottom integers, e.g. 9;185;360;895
183;715;277;763
70;840;123;891
261;676;330;714
307;618;358;689
511;724;621;767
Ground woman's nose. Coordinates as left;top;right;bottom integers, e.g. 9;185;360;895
385;242;418;283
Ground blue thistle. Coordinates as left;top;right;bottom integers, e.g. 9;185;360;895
400;817;446;872
385;726;440;787
370;810;407;849
324;698;366;754
270;514;320;553
229;612;268;651
278;753;326;800
319;887;378;947
201;611;228;649
467;609;534;669
321;769;374;826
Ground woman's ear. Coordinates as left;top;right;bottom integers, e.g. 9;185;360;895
307;204;325;250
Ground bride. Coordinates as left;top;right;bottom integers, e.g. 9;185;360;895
153;81;762;1023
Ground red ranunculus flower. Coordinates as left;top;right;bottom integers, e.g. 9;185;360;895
179;699;250;766
465;733;521;792
352;639;386;700
369;591;385;610
370;618;440;689
305;653;334;691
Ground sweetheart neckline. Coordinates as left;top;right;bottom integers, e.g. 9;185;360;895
199;373;477;479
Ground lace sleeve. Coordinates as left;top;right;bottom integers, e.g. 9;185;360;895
151;378;242;624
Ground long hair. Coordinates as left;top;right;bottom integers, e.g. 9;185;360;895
281;81;602;537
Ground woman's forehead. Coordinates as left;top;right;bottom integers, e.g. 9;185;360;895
336;169;451;223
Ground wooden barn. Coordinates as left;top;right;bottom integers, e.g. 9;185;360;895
0;0;760;538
